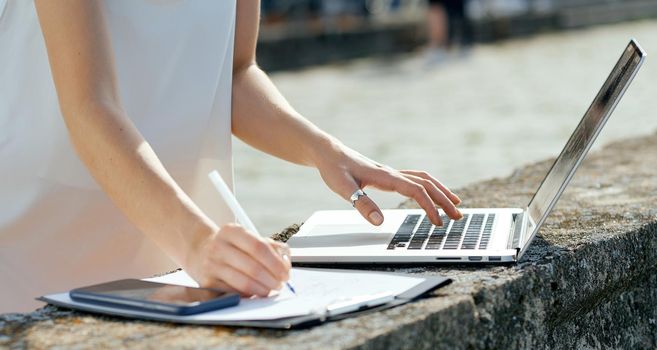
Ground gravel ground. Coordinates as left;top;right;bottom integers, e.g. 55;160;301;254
234;20;657;235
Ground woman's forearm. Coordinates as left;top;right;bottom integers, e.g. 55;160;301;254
231;64;337;168
230;64;462;226
36;0;215;267
67;102;216;266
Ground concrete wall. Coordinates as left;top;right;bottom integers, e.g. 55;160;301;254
2;132;656;349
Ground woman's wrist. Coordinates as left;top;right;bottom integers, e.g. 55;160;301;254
181;214;218;270
306;132;347;169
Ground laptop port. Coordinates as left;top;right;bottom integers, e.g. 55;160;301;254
435;257;461;261
468;256;482;261
488;256;502;261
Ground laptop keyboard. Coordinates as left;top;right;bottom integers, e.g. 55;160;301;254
387;213;496;250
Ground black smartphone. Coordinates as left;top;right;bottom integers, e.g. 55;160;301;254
70;279;240;315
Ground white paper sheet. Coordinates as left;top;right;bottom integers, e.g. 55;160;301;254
44;268;426;322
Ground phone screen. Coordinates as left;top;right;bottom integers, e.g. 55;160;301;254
76;279;230;306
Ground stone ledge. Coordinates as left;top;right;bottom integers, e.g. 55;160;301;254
2;132;656;349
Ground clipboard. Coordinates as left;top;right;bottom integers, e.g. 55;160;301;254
39;268;451;329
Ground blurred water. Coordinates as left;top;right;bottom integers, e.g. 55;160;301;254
234;20;657;236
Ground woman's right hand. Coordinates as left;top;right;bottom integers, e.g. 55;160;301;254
185;223;291;297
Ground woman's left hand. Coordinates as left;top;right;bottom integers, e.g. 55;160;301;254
315;142;463;227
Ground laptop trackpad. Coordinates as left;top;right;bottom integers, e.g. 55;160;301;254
289;224;391;248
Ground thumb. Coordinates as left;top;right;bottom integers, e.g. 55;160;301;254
324;172;384;226
353;191;384;226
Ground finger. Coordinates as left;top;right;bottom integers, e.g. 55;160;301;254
352;190;384;226
403;174;463;220
222;228;289;281
268;240;293;269
400;170;461;205
217;244;282;291
213;264;270;297
325;174;385;225
197;275;233;291
367;171;442;226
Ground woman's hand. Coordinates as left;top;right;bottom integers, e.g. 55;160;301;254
315;141;463;227
185;224;292;297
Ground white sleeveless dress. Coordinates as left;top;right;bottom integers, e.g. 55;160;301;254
0;0;237;313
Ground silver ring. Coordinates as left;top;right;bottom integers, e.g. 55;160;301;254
350;189;367;207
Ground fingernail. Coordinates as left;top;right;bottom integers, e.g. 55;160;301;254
457;209;464;220
369;212;384;225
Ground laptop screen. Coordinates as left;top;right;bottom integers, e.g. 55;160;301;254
525;40;645;236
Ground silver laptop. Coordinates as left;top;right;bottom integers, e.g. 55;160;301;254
289;40;646;264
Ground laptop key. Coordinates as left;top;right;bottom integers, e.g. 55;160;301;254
401;215;421;229
461;214;485;249
444;214;469;249
478;214;495;249
389;214;421;249
426;215;450;249
408;214;441;249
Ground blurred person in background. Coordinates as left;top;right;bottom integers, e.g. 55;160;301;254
260;0;323;25
260;0;369;31
0;0;462;313
426;0;471;64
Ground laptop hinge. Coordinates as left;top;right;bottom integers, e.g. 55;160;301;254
507;212;525;250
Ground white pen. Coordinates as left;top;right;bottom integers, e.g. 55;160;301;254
208;170;296;295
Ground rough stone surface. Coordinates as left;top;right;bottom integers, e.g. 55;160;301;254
2;133;656;349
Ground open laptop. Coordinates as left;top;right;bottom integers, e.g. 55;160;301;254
288;39;646;264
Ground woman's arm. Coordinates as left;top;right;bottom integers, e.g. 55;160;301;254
35;0;289;297
232;1;463;226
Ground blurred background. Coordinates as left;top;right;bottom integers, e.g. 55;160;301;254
234;0;657;235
